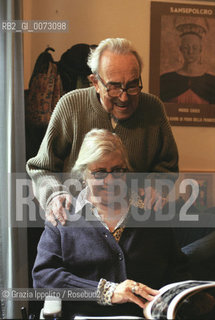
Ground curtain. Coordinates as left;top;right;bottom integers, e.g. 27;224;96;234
0;0;28;318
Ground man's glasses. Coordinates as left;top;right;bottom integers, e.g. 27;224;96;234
89;168;128;180
96;74;142;98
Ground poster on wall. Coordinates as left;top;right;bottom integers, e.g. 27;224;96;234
150;1;215;127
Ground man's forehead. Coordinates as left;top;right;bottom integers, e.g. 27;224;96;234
100;51;139;68
99;51;140;79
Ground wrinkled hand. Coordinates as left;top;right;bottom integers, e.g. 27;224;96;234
111;280;159;309
139;186;167;212
46;194;73;226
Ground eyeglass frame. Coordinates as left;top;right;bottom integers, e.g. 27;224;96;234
89;168;128;180
96;74;143;97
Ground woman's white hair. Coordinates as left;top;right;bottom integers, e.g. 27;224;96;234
72;129;133;178
87;38;143;74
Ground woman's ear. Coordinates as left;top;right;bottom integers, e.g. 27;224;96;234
82;171;88;187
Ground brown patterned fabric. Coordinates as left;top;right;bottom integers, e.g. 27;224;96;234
97;278;118;305
111;227;125;242
26;62;63;127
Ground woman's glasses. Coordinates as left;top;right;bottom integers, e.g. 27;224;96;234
89;168;128;180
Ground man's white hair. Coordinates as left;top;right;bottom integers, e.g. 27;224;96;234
72;128;133;178
87;38;143;74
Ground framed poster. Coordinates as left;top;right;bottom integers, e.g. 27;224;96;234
150;1;215;126
177;172;214;210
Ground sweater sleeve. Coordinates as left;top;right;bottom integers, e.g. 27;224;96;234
26;93;74;210
151;95;179;174
32;223;99;289
158;108;178;174
143;94;179;187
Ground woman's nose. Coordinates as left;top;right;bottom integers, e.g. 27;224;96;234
103;172;114;184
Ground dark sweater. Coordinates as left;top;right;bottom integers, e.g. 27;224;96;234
33;206;189;317
26;87;178;209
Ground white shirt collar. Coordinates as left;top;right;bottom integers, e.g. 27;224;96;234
75;187;128;231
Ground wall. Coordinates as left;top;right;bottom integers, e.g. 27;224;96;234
23;0;215;172
23;0;151;89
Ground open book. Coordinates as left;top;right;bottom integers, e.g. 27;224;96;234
43;281;215;319
144;280;215;320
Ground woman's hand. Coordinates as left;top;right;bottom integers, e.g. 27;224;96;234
111;280;159;309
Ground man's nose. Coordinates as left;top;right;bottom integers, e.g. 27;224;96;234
119;90;129;102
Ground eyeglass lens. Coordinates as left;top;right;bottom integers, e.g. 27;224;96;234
91;169;127;179
108;86;141;97
97;74;142;97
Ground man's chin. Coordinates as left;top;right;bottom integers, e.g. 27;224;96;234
112;111;132;121
112;104;137;120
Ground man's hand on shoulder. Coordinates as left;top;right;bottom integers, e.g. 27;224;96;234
46;194;73;226
139;186;167;212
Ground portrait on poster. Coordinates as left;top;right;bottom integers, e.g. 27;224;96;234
160;16;215;105
150;2;215;126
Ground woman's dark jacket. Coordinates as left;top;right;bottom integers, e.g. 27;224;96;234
32;205;189;317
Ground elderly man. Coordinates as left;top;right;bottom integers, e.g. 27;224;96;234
26;37;178;225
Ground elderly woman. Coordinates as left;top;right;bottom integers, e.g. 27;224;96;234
32;129;189;318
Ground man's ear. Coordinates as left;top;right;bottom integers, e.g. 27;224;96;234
89;74;100;93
